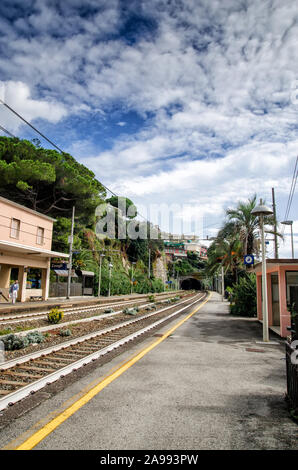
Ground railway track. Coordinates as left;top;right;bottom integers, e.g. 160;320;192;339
0;291;183;326
0;292;206;411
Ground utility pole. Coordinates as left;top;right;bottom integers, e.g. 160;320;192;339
148;248;151;279
108;262;113;297
67;206;75;299
272;187;278;259
131;262;136;294
97;253;105;297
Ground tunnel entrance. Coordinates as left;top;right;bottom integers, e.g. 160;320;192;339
181;278;202;290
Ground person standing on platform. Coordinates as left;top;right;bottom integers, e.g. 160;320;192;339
9;280;19;304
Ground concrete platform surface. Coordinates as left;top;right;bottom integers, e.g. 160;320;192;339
0;292;297;450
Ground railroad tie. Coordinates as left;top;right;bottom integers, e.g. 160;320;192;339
18;365;56;373
3;371;42;380
0;379;27;387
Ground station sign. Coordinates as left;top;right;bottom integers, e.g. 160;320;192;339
244;255;254;265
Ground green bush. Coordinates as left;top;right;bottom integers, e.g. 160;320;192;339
104;308;115;313
47;307;64;324
3;334;29;350
229;273;257;317
26;331;45;344
59;329;72;337
123;307;138;315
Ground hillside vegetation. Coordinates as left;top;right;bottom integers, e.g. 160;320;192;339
0;136;174;294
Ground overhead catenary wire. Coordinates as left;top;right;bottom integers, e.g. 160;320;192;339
0;99;154;224
283;155;298;224
0;99;225;240
0;124;16;138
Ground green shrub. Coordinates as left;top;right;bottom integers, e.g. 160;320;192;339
3;334;29;350
26;331;45;344
229;273;257;317
59;329;72;337
104;308;115;313
47;307;64;324
123;307;138;315
148;294;156;302
0;327;13;336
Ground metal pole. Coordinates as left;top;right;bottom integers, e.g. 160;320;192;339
108;263;112;297
221;265;224;301
148;248;151;279
272;188;278;259
260;213;269;342
67;206;75;299
131;263;135;294
290;223;294;259
98;254;104;297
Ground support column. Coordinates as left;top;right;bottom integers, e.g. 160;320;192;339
18;266;27;302
267;272;273;327
257;274;262;321
0;265;11;288
279;267;290;338
42;261;50;301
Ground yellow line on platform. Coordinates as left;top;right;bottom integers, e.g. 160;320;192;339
13;291;211;450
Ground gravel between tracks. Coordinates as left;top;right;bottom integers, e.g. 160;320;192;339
1;294;195;362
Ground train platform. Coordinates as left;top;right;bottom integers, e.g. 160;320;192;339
0;292;297;450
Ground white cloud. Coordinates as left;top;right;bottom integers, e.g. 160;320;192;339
0;0;297;258
0;81;67;132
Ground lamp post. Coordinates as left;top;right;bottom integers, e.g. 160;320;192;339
281;220;294;259
97;253;105;297
251;199;273;342
108;262;113;297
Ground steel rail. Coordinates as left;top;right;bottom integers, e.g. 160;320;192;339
0;293;204;410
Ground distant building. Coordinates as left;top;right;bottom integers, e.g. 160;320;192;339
0;196;68;302
163;236;208;260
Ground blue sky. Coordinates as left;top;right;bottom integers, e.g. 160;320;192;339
0;0;297;256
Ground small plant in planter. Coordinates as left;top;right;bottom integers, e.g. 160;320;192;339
47;307;64;324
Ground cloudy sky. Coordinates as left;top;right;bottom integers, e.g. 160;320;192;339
0;0;297;256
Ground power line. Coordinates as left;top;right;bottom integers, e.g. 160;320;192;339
283;155;298;222
0;124;16;138
0;98;65;153
0;99;152;223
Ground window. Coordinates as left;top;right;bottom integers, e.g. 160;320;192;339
36;227;44;245
10;218;20;239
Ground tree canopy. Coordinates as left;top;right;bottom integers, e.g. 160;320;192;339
0;136;106;225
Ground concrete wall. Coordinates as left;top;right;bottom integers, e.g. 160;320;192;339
0;198;53;250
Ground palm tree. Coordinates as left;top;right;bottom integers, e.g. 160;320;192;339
205;233;242;282
225;194;278;256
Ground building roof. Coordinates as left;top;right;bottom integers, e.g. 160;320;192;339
0;196;56;222
0;239;68;258
250;258;298;273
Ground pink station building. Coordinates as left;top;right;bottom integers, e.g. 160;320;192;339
252;259;298;338
0;196;68;303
